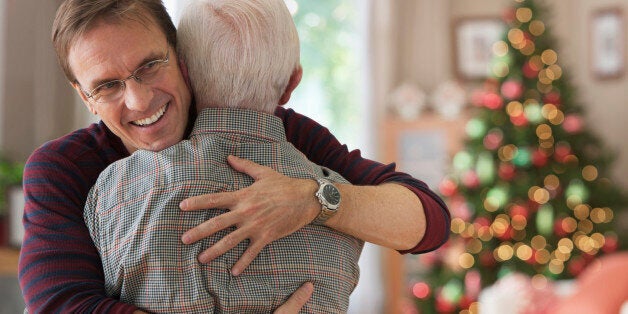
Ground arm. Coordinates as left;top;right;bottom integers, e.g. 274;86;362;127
278;107;450;253
19;148;139;313
180;108;450;273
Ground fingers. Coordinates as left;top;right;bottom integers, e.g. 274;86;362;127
180;191;237;211
197;226;249;263
274;282;314;314
227;155;272;180
181;211;238;244
230;241;265;276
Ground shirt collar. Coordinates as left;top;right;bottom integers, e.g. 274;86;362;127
191;108;287;142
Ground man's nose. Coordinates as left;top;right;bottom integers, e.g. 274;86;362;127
123;79;153;111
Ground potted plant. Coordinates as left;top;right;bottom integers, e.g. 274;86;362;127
0;155;24;246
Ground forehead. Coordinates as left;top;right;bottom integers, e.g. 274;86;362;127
68;18;168;86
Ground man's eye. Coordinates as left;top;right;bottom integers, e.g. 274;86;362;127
94;81;120;94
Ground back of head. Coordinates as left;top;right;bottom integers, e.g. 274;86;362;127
52;0;177;83
178;0;300;114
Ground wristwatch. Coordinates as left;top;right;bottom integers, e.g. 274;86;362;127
312;178;341;225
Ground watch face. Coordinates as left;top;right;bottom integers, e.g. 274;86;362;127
323;184;341;205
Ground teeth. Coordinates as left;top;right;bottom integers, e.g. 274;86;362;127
133;104;167;126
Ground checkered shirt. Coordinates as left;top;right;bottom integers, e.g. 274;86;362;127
84;108;363;313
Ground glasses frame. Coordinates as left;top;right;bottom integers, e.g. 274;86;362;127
80;50;170;103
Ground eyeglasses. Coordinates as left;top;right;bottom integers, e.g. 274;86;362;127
80;50;170;104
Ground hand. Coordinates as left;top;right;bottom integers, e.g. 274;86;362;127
180;155;319;275
274;282;314;314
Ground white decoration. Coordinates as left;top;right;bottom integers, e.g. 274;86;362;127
387;83;426;120
430;80;467;120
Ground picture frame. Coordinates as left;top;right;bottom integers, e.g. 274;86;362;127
590;8;625;80
453;17;505;81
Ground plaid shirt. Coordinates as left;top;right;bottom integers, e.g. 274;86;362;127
84;108;363;313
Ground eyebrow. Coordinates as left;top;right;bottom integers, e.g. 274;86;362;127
88;51;166;89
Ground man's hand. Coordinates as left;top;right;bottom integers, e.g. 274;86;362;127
274;282;314;314
180;155;319;275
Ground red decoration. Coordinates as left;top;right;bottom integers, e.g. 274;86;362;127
553;219;568;237
562;114;584;134
603;235;619;253
439;178;458;197
498;163;517;181
523;61;540;79
543;91;562;107
462;171;481;189
510;113;529;126
501;80;524;100
554;144;572;163
483;131;504;150
480;251;497;267
412;282;431;299
568;256;587;276
502;7;516;24
509;204;529;219
483;92;504;110
532;149;549;167
435;291;457;313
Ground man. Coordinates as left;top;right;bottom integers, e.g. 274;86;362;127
19;0;450;312
85;1;362;311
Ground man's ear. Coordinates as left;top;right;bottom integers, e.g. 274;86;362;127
71;81;98;115
179;56;192;90
279;65;303;106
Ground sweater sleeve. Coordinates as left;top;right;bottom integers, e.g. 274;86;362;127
276;107;450;253
19;148;139;313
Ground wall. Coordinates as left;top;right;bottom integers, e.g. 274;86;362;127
383;0;628;189
0;0;79;162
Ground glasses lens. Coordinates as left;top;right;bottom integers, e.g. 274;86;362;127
135;59;167;84
93;81;124;103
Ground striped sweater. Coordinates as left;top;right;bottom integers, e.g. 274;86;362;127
19;107;450;313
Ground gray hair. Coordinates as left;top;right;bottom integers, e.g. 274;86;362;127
177;0;300;113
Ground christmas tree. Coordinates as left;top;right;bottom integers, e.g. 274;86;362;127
409;0;627;313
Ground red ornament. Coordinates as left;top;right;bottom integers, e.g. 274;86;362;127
509;204;529;219
603;235;619;253
568;256;587;276
439;178;458;197
562;114;584;134
532;149;549;167
474;216;491;228
510;113;529;126
543;92;562;107
462;171;481;189
483;131;503;150
553;219;568;237
523;61;540;79
501;80;524;100
498;163;517;181
435;291;457;313
479;251;497;267
554;144;572;163
502;8;516;23
497;225;514;241
483;92;504;110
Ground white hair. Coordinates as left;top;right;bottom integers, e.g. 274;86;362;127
177;0;300;113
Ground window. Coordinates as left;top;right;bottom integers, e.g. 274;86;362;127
285;0;367;153
166;0;369;154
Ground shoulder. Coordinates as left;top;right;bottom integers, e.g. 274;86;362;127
25;122;127;181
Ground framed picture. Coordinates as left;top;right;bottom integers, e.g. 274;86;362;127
590;8;625;80
453;17;505;81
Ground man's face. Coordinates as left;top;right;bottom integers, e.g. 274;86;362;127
69;18;191;153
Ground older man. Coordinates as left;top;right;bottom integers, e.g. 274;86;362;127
19;0;450;312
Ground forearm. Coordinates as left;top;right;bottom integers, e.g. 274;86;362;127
20;150;139;313
327;183;426;251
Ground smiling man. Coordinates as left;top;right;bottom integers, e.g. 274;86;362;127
18;0;451;312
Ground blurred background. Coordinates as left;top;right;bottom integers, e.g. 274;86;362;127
1;0;627;313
